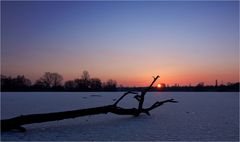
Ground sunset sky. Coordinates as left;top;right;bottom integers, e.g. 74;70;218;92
1;1;239;87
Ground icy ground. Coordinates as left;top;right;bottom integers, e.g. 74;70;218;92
1;92;239;141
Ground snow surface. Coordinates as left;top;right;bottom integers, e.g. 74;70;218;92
1;92;239;141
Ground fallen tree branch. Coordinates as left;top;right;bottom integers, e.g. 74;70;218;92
145;99;178;112
113;91;138;106
1;75;177;132
137;75;159;115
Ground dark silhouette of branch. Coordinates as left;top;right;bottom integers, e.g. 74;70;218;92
1;75;177;132
137;76;159;115
113;91;138;106
145;99;178;112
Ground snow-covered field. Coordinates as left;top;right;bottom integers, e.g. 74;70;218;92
1;92;239;141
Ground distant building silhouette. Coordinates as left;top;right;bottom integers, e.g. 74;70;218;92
215;80;218;87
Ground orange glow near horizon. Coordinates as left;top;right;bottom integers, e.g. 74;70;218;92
1;1;239;88
1;69;239;87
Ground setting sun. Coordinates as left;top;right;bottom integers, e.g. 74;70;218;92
157;84;161;88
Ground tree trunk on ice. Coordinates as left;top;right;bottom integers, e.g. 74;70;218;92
1;75;177;132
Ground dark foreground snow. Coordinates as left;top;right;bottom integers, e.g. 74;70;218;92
1;92;239;141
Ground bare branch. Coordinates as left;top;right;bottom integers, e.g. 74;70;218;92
133;95;141;102
113;91;138;106
137;75;160;114
145;99;178;112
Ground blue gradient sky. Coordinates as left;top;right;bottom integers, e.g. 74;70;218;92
1;1;239;86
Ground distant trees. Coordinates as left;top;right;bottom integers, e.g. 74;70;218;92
64;80;76;90
1;75;31;91
78;70;91;91
81;70;90;81
1;71;239;92
90;78;102;91
196;82;204;87
103;79;117;91
64;71;115;91
33;72;63;90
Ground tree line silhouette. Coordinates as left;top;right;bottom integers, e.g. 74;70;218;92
1;71;239;92
1;71;117;92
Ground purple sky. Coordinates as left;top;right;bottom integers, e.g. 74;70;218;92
1;1;239;86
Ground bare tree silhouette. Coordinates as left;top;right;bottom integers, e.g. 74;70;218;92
104;79;117;91
35;72;63;88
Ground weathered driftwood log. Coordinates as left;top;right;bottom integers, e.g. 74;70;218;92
1;76;177;132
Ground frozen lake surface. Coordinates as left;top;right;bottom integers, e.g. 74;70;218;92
1;92;239;141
